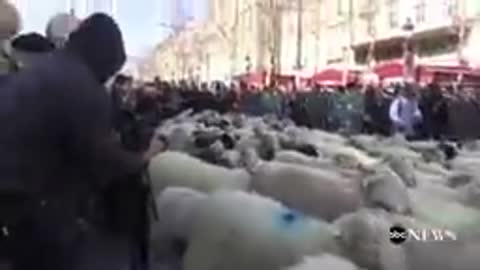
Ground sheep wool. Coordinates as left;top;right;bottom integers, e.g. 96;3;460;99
274;150;331;168
284;254;359;270
148;151;251;195
250;160;364;222
152;187;208;241
183;191;341;270
150;187;207;266
334;208;414;270
409;188;480;240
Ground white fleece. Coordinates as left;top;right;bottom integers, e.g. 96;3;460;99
183;191;341;270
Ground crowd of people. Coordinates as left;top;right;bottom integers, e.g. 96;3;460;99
112;75;480;146
1;2;480;269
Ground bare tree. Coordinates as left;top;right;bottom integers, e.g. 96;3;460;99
212;0;241;76
256;0;285;74
362;0;378;69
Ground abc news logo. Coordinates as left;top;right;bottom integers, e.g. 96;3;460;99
389;225;457;245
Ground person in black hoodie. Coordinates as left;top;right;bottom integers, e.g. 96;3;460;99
420;83;449;140
363;86;392;136
0;13;165;270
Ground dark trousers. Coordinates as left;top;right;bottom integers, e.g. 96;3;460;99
2;198;133;270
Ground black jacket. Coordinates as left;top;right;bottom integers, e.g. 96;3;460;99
0;13;143;201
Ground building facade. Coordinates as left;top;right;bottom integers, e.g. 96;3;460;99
152;0;480;81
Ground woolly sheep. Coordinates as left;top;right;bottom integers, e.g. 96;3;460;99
148;151;251;195
274;150;331;168
248;159;364;222
457;181;480;209
152;187;207;241
413;160;450;178
448;156;480;175
248;154;411;222
334;208;479;270
334;208;409;270
284;254;359;270
150;187;207;266
384;155;417;187
183;191;341;270
408;188;480;239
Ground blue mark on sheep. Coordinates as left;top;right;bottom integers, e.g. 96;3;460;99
274;208;306;231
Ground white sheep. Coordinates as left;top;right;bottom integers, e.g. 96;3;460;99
183;191;341;270
152;187;207;242
408;188;480;239
150;187;208;267
148;151;251;195
274;150;331;168
333;208;480;270
246;149;411;222
284;254;359;270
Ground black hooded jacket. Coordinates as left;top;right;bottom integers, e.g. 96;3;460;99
0;13;143;200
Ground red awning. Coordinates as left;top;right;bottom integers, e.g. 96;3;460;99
373;61;405;79
417;65;480;85
271;74;295;87
234;71;267;86
311;68;359;86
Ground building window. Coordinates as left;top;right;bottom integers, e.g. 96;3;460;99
386;0;399;28
337;0;344;16
414;0;427;24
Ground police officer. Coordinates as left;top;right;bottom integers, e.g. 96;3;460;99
0;13;166;270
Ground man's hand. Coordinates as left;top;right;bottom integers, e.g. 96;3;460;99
143;135;168;161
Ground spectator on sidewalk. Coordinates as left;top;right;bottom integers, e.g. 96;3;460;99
389;84;423;139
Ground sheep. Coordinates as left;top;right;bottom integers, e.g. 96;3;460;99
457;181;480;209
246;148;411;222
384;155;417;187
408;188;480;239
274;150;331;168
183;191;341;270
284;254;359;270
150;187;208;267
148;151;251;195
334;208;480;270
333;208;408;270
152;187;207;241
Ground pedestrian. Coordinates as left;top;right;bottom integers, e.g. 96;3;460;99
389;84;423;139
0;13;166;270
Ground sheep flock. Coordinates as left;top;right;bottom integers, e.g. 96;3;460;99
148;110;480;270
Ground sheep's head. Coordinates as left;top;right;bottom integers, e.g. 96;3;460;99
238;147;261;172
333;210;386;270
360;165;412;215
209;140;225;156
